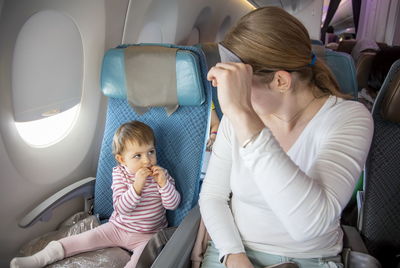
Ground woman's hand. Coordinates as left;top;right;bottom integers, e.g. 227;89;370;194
226;253;254;268
207;62;264;145
207;63;254;118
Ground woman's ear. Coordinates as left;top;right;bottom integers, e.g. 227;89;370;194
273;70;292;93
115;154;125;165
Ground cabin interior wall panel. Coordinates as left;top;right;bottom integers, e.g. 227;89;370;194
0;0;108;265
122;0;253;45
292;0;323;41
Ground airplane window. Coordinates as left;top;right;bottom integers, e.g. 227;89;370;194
11;10;83;148
15;104;80;148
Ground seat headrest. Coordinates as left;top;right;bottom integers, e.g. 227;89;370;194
381;60;400;122
100;44;205;108
337;40;357;54
311;45;358;98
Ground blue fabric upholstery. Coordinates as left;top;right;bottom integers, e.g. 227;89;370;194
94;44;211;227
311;39;323;46
324;50;358;99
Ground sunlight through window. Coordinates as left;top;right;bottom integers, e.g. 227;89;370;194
15;104;80;148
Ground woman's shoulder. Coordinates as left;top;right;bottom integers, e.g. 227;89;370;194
325;96;371;117
319;96;373;128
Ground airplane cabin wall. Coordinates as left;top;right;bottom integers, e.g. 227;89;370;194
289;0;323;41
0;0;252;265
121;0;253;45
0;0;127;265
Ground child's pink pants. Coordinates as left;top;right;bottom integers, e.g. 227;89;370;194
59;222;154;268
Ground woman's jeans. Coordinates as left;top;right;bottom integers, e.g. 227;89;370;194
201;241;343;268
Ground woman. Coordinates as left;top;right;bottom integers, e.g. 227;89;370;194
199;7;373;268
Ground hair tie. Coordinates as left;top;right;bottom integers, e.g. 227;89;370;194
309;53;317;66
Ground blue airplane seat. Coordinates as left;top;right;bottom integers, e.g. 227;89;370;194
95;44;211;227
311;39;323;46
358;59;400;268
312;44;358;99
16;44;212;267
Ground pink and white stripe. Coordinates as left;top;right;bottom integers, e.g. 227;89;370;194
109;165;181;233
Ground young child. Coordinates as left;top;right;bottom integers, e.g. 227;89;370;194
11;120;181;268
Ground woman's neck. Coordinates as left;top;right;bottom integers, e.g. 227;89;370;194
263;89;328;133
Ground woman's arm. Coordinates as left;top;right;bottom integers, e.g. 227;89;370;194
199;117;246;260
241;103;373;241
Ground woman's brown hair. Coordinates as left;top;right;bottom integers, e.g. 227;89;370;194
221;6;349;99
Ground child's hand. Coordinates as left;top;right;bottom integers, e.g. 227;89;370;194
151;166;167;188
133;167;152;195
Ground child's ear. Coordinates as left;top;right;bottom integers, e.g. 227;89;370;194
115;154;125;165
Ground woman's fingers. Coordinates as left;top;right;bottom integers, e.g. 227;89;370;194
207;63;253;83
207;62;255;120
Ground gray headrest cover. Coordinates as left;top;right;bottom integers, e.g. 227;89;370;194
218;44;242;63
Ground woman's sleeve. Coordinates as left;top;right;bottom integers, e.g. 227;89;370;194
240;103;373;242
199;117;245;260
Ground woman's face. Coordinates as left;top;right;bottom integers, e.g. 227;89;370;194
250;75;283;117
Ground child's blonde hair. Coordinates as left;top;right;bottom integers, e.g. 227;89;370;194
112;121;155;155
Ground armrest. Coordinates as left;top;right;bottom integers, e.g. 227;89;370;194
342;225;368;253
356;190;364;231
19;177;96;228
151;204;201;268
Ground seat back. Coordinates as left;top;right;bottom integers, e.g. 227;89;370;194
361;59;400;267
356;52;377;90
94;44;212;227
337;40;357;54
312;45;358;98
